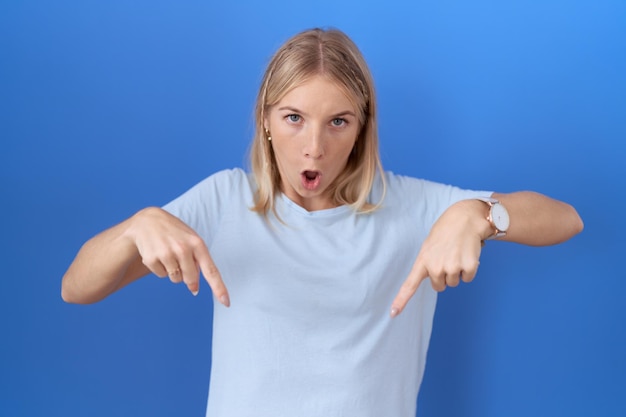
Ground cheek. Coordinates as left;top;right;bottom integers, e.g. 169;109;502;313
326;143;356;172
271;141;299;171
339;135;358;156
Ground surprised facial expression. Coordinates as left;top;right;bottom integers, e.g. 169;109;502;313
265;76;360;212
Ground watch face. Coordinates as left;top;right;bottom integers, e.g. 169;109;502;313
491;203;510;231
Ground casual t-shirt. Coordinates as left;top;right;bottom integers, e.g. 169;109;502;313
163;168;490;417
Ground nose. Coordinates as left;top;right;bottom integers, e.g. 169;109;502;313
303;126;324;159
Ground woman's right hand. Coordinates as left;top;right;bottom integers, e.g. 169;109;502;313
126;207;230;305
62;207;230;306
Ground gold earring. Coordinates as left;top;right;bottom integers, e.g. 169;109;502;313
264;129;272;141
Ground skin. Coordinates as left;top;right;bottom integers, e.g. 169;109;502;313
389;193;583;316
61;76;584;319
264;76;360;212
61;206;229;306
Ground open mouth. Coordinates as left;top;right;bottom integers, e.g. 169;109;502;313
301;170;322;190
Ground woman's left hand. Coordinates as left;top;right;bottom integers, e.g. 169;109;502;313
389;190;584;317
390;199;491;317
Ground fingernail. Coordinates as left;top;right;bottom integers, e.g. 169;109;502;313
220;294;230;307
390;307;399;318
191;290;199;296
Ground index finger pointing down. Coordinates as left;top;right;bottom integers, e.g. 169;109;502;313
390;262;429;318
196;247;230;307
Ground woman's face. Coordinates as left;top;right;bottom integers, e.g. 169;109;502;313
265;76;360;212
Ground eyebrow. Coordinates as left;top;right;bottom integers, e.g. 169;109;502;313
277;106;357;118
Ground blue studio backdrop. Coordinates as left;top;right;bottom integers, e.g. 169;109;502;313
1;1;625;416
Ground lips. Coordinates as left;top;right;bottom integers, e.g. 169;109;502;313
301;170;322;191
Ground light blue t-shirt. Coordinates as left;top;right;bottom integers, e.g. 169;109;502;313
164;168;490;417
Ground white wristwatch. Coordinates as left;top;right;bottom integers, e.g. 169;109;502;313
477;197;510;239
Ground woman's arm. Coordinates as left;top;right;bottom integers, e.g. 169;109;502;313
61;207;230;306
61;213;149;304
389;191;583;317
494;191;583;246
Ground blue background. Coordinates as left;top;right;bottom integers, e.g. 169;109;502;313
1;0;624;416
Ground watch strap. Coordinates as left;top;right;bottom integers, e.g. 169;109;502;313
476;197;507;240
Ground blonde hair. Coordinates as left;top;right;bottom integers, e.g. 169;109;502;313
250;28;385;216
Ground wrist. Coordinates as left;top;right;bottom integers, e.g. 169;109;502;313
122;207;160;248
450;199;496;241
475;197;510;240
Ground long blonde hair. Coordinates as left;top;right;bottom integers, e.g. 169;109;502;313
250;28;385;216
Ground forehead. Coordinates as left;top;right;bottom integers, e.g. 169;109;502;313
274;76;357;114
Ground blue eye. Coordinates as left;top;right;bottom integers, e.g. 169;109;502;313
287;114;301;123
331;118;346;127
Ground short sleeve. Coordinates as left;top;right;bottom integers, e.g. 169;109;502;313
162;168;253;247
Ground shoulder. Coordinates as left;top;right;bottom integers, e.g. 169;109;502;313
379;171;466;200
181;168;255;198
377;170;492;215
162;168;255;239
163;168;254;213
204;168;252;187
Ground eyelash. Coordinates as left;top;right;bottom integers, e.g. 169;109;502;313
287;114;301;123
285;114;348;127
331;118;347;127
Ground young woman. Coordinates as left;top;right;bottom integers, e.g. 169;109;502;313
62;28;583;416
